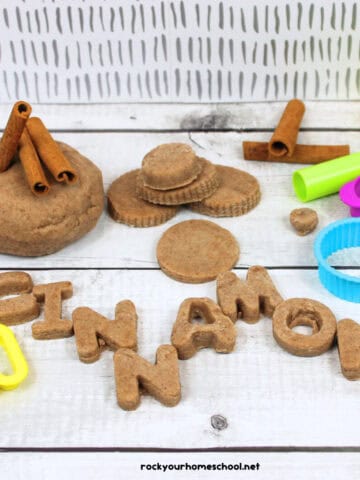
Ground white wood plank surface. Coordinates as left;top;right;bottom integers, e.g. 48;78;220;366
1;102;360;131
0;102;359;466
2;452;360;480
0;130;356;269
1;269;359;449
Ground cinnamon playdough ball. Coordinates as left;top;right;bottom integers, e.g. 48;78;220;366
290;208;319;236
0;142;104;256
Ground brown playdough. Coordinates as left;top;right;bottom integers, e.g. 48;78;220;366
0;142;104;257
141;143;201;190
189;165;261;217
32;281;73;340
0;271;39;326
73;300;137;363
290;208;318;236
0;272;33;296
113;344;181;410
157;219;239;283
107;170;178;227
171;297;237;359
272;298;337;356
217;266;283;324
136;158;219;205
337;319;360;380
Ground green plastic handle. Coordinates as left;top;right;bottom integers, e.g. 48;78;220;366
293;151;360;202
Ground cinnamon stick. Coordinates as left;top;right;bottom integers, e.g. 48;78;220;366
19;128;50;196
0;101;32;172
269;99;305;158
243;141;350;164
26;117;78;184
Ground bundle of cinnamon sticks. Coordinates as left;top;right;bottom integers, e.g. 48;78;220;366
243;99;350;164
0;101;78;196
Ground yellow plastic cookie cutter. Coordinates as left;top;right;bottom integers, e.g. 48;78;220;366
0;324;28;390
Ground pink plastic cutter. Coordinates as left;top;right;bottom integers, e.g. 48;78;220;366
339;177;360;217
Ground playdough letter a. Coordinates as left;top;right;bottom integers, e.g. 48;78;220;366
171;297;236;359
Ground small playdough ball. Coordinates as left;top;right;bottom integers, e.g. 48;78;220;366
290;208;319;236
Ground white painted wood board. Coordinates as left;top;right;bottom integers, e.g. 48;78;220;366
0;101;359;476
2;452;360;480
0;102;360;131
1;269;359;449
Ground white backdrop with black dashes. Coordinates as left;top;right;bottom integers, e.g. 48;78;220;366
0;0;359;103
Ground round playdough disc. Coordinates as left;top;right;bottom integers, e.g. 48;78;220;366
136;158;219;205
189;165;261;217
142;143;201;190
0;142;104;256
156;219;239;283
107;169;178;227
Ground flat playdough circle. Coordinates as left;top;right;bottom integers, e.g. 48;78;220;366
107;169;178;227
142;143;201;190
137;158;219;205
189;165;261;217
156;219;239;283
0;142;104;256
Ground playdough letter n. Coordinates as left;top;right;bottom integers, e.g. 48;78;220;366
113;345;181;410
73;300;137;363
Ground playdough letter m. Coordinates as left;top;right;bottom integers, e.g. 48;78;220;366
217;266;283;323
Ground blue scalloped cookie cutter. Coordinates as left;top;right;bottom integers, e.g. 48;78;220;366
314;218;360;302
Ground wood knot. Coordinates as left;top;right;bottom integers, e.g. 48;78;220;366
211;414;228;431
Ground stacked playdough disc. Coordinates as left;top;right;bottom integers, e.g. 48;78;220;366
107;143;261;227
